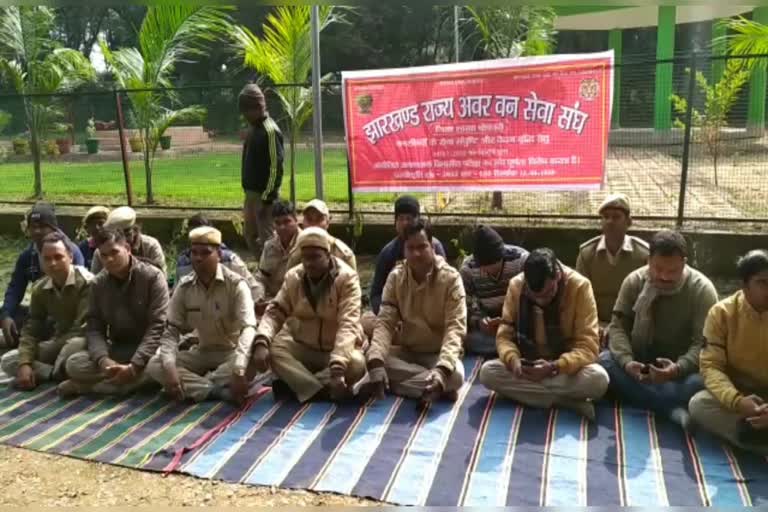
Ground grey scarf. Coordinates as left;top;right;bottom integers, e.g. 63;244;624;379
631;266;690;347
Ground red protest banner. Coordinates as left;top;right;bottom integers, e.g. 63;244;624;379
342;51;613;192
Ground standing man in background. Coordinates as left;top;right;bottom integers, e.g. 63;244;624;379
240;83;284;259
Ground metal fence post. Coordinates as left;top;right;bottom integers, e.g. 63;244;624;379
114;89;134;206
676;52;697;228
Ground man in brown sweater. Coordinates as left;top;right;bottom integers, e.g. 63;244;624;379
251;227;366;403
576;194;649;331
59;228;169;397
480;248;608;420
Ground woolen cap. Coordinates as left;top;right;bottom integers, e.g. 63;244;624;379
27;202;58;229
394;195;420;217
473;225;505;266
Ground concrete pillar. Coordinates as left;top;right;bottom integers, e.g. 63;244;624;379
747;7;768;133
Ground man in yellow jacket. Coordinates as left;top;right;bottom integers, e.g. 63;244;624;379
480;248;608;420
366;219;466;404
251;227;366;403
690;250;768;454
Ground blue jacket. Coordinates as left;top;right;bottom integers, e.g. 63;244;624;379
78;238;97;270
0;232;85;320
369;236;447;314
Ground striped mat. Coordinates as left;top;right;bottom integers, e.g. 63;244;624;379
0;357;767;506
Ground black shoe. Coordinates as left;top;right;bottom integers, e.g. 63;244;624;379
270;379;297;401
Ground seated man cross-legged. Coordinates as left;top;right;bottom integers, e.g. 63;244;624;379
600;230;718;428
1;232;93;389
690;250;768;454
480;248;609;421
365;219;466;404
251;227;366;403
146;227;261;404
59;228;169;397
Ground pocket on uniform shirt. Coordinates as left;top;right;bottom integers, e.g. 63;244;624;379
186;308;203;327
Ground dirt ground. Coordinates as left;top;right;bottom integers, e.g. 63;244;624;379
0;445;373;506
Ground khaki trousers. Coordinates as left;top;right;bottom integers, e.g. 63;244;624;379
65;350;155;396
1;336;86;383
384;346;465;399
243;190;274;258
479;360;609;408
146;346;241;403
689;390;768;455
270;331;366;403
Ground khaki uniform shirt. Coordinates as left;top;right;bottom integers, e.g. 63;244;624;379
159;265;257;375
254;230;300;302
18;266;94;366
368;256;466;373
256;257;363;371
575;234;649;323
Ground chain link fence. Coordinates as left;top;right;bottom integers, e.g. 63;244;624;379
0;52;767;227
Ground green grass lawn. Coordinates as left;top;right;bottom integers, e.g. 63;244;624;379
0;148;398;208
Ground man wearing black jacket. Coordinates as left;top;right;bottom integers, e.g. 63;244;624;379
240;84;285;258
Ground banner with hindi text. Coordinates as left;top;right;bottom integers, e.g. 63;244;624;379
342;51;613;192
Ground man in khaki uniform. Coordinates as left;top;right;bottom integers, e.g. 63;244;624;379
1;232;92;389
251;227;366;403
366;219;466;403
253;200;301;315
285;199;356;271
91;206;167;277
575;194;648;331
480;248;608;420
146;227;259;404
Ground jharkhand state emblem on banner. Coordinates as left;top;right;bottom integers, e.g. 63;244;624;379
356;94;373;114
579;79;599;101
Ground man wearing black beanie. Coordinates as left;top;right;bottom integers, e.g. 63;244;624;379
0;202;85;348
366;196;447;323
460;225;528;355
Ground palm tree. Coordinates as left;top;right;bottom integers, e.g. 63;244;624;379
725;16;768;70
466;6;556;209
0;6;95;198
232;6;347;203
99;5;233;204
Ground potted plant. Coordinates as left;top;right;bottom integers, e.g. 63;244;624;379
129;132;144;153
54;123;72;155
12;137;29;155
85;118;99;154
159;134;172;150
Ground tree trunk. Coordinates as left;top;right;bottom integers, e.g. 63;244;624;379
491;191;502;209
143;128;154;204
31;127;43;199
25;99;43;199
289;130;297;204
